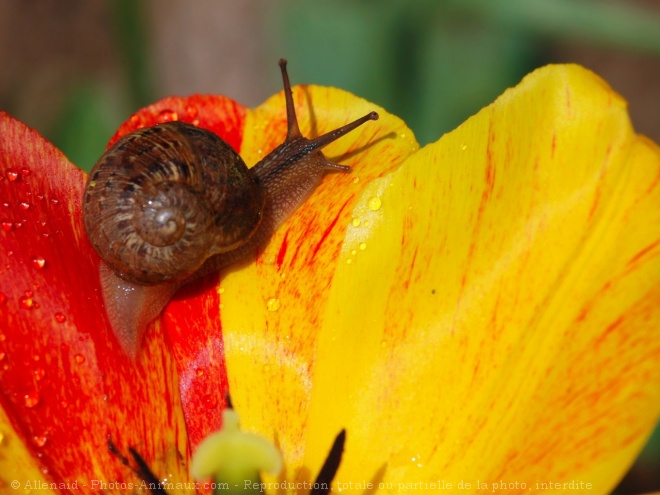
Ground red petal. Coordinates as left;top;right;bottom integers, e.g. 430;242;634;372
110;94;246;153
0;112;204;487
109;94;248;450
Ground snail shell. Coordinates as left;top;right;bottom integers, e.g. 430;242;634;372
83;122;263;285
83;59;379;357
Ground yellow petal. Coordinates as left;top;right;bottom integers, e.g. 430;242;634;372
220;85;417;469
302;64;660;494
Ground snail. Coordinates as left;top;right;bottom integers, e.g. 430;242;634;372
83;59;379;357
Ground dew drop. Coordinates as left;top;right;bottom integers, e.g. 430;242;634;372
6;169;19;182
368;196;382;211
0;334;5;342
19;202;31;210
33;368;45;381
185;105;199;118
203;394;218;409
351;217;361;227
195;367;205;377
218;287;225;294
73;354;85;364
32;257;46;270
2;221;13;231
461;143;468;151
33;435;47;447
19;295;34;310
50;198;59;205
0;352;6;362
351;250;357;256
352;176;360;184
359;242;367;251
89;181;97;188
346;258;353;265
158;109;179;122
24;391;40;408
266;298;281;312
364;220;371;227
54;312;66;323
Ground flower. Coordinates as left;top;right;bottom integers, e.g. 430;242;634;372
1;64;659;495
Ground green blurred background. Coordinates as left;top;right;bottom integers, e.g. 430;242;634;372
0;1;658;492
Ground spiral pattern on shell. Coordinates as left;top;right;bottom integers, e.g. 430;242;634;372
83;122;264;285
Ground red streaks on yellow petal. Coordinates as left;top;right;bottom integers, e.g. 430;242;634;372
220;86;418;471
293;66;658;493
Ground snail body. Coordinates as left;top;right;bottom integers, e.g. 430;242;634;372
83;60;378;357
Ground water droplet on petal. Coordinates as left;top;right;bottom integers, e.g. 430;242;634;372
2;221;13;231
185;105;198;118
74;354;85;364
346;258;353;265
24;391;40;408
195;367;205;377
0;352;6;362
359;242;367;251
368;196;382;211
50;198;60;205
6;170;19;182
461;143;468;151
351;217;361;227
203;394;218;409
19;296;34;310
266;298;281;312
33;368;45;381
158;109;179;122
0;334;5;342
33;435;47;447
352;176;360;184
19;202;31;210
351;250;357;256
54;312;66;323
32;257;46;270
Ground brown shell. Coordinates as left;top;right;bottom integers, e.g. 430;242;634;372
82;122;264;285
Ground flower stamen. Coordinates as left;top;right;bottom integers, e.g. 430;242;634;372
311;430;346;495
108;439;168;494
